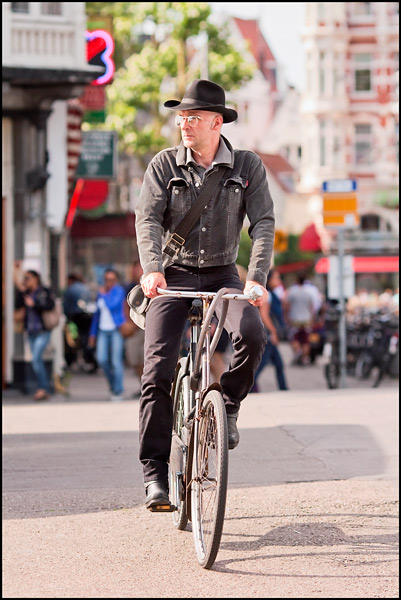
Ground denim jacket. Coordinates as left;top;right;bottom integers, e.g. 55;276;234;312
135;135;275;287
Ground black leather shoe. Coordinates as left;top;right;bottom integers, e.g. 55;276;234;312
227;412;239;450
145;480;170;510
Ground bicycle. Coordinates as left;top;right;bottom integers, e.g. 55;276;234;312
153;284;263;570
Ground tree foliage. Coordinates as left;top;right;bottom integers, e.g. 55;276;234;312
273;234;316;266
85;2;255;166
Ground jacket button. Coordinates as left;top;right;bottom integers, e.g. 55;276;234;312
235;188;240;193
202;227;206;232
174;189;179;194
200;259;205;264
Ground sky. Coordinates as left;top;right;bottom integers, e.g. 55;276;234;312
210;2;306;91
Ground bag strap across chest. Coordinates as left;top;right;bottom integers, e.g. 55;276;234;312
163;167;227;259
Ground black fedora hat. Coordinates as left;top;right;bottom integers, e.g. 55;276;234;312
164;79;238;123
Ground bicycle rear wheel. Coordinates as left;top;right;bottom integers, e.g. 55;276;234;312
191;389;228;569
170;362;189;530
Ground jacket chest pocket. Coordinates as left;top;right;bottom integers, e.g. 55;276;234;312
167;177;192;214
220;176;247;213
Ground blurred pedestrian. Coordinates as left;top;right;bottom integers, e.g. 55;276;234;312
14;269;56;400
210;326;231;383
392;288;399;314
304;278;323;315
251;269;289;392
88;269;127;401
124;261;145;398
265;268;287;341
283;272;315;366
63;273;97;373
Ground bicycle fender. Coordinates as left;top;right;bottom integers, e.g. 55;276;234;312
201;381;222;400
185;424;195;522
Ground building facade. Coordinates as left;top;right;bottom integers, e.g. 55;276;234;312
222;17;281;152
2;2;101;388
299;2;398;262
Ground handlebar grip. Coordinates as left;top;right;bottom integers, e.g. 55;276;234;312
248;285;263;302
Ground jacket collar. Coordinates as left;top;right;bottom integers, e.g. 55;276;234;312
176;134;234;169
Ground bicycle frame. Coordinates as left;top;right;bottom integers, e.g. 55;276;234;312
157;284;263;567
158;284;262;472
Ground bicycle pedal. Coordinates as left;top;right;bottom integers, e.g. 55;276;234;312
148;504;177;513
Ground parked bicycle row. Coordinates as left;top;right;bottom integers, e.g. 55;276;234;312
321;304;399;389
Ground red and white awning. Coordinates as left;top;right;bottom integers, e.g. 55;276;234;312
315;256;399;274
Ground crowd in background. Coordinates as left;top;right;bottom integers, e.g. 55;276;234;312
13;261;399;402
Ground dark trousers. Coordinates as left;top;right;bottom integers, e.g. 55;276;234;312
139;263;267;483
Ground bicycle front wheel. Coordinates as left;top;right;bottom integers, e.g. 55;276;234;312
191;389;228;569
170;361;190;530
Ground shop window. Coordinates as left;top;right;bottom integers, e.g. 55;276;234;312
360;214;380;231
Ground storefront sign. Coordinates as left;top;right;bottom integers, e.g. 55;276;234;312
76;131;117;179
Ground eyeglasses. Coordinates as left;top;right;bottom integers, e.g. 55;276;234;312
175;115;214;128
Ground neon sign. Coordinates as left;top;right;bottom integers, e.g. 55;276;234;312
85;29;115;86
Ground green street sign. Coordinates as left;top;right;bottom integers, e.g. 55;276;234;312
83;110;106;123
76;131;117;179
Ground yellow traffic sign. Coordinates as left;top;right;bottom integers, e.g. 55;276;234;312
322;180;359;228
274;229;288;252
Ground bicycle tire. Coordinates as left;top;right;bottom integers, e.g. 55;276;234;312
355;351;373;380
170;363;189;530
325;362;339;389
191;389;228;569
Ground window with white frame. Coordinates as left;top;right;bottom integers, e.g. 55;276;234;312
11;2;29;12
317;2;326;20
354;123;373;165
41;3;62;15
352;2;372;16
319;51;325;95
353;53;372;92
319;120;326;166
333;53;341;96
333;128;342;168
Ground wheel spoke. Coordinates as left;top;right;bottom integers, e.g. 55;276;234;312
191;390;228;569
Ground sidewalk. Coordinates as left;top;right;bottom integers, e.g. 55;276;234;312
2;376;398;598
2;342;398;406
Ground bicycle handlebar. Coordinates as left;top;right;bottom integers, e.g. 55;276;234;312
156;285;264;302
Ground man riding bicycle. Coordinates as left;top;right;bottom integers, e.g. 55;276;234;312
135;79;275;509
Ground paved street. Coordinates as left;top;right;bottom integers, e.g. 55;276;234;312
2;349;399;598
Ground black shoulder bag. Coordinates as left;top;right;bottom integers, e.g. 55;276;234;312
127;168;226;329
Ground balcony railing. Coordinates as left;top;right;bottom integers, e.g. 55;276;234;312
2;2;88;71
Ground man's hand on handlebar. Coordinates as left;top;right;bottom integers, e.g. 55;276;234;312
141;272;167;298
243;280;268;307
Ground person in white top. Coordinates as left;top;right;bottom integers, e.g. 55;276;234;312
283;272;315;366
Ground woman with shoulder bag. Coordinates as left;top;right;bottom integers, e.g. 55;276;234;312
14;270;56;400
